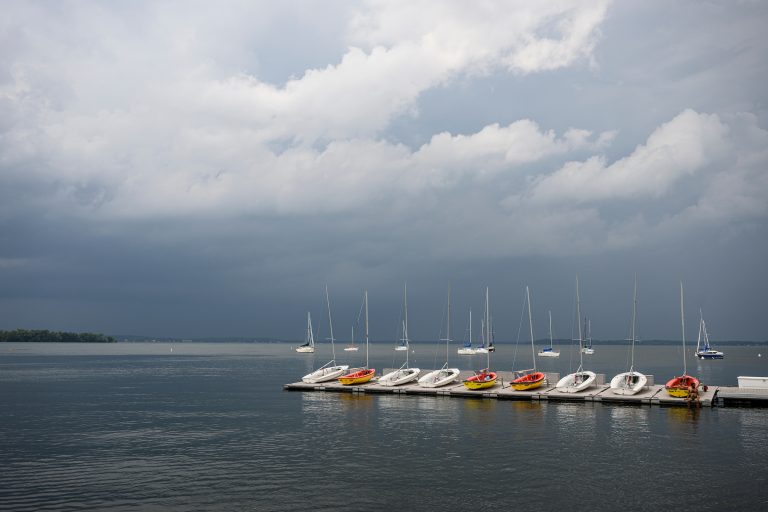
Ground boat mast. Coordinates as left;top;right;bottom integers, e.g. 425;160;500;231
548;310;553;350
446;286;451;364
630;275;637;373
527;286;536;372
365;290;369;369
485;286;491;370
680;281;687;376
308;312;315;348
469;308;472;348
404;283;409;367
576;276;584;372
326;284;336;362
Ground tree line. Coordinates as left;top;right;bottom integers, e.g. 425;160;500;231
0;329;116;343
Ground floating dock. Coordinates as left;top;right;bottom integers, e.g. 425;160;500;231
285;369;768;407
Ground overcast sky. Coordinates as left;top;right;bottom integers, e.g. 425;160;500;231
1;1;767;341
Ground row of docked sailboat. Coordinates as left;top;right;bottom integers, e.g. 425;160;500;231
300;279;716;398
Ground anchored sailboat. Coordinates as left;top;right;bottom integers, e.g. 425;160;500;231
295;312;316;353
338;291;375;385
463;287;497;390
379;284;421;386
344;324;359;352
511;286;546;390
457;308;477;355
695;310;724;359
537;311;560;358
581;318;595;354
610;277;648;395
665;282;700;397
302;286;349;383
556;276;596;393
419;287;460;388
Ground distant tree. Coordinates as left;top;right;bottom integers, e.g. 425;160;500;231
0;329;116;343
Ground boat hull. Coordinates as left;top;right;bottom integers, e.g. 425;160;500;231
555;371;596;393
610;371;648;395
394;346;408;351
696;350;723;359
379;368;420;386
418;368;460;388
665;375;699;397
338;368;376;385
581;348;595;355
457;348;476;355
302;365;349;383
511;372;545;391
343;347;359;352
537;350;560;358
295;346;315;353
463;372;497;390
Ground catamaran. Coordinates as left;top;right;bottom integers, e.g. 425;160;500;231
379;284;420;386
537;310;560;358
556;276;596;393
610;277;648;395
695;309;724;359
463;287;497;390
302;286;349;383
511;286;546;390
295;312;316;353
419;287;460;388
665;282;700;397
338;291;375;385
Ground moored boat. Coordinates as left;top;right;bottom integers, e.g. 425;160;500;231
338;290;376;386
665;282;699;398
695;310;724;359
379;284;420;386
463;287;497;390
295;312;316;353
511;286;545;391
419;287;460;388
610;276;648;395
302;286;349;382
556;276;597;393
537;311;560;358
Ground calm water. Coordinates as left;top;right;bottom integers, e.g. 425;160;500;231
1;341;767;511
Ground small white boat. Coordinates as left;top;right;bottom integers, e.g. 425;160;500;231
302;361;349;383
379;364;421;386
580;318;595;354
301;285;349;383
611;277;648;395
344;326;359;352
295;312;316;353
419;288;460;388
381;285;420;385
556;276;597;393
457;308;477;355
537;311;560;358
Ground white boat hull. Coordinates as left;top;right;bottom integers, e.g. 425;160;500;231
537;350;560;358
418;368;460;388
302;365;349;383
738;376;768;389
556;371;596;393
476;348;489;354
581;348;595;355
457;348;476;355
379;368;421;386
343;347;359;352
610;371;648;395
295;346;315;353
394;346;408;351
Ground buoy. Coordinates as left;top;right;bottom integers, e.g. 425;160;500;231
759;353;762;358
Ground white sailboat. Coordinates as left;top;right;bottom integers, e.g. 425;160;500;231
537;311;560;358
695;309;724;359
379;284;420;386
301;286;349;383
344;324;359;352
457;308;477;355
581;318;595;354
556;276;596;392
419;287;460;388
476;317;489;354
295;312;316;353
610;277;648;395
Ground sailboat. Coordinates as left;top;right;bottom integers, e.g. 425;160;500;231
610;277;648;395
581;318;595;354
302;286;349;383
338;291;376;385
476;318;489;354
511;286;546;390
344;325;359;352
665;282;700;397
556;276;597;392
695;309;724;359
457;309;477;355
379;284;421;386
419;287;460;388
463;287;498;390
295;312;316;353
537;311;560;357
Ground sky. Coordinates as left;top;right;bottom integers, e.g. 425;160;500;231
1;0;767;342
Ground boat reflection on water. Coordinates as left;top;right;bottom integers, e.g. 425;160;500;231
554;402;599;442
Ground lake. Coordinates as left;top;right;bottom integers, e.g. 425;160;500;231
1;341;767;510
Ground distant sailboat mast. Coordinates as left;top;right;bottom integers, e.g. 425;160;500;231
326;284;336;363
